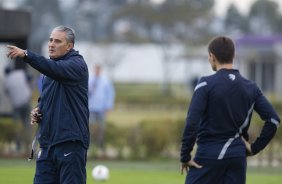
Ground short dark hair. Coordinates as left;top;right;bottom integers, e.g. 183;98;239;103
208;36;235;64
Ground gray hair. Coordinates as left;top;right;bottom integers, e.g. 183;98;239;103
52;26;75;44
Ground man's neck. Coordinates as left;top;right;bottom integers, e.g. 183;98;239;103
216;63;233;71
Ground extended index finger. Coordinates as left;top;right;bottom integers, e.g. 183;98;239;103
7;45;15;49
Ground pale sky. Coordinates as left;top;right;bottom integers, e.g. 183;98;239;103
214;0;282;16
2;0;282;17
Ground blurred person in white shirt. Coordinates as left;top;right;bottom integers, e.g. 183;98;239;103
3;67;32;154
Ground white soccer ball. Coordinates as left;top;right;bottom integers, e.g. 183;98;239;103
91;165;110;181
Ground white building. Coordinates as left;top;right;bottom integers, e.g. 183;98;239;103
236;35;282;94
44;42;213;84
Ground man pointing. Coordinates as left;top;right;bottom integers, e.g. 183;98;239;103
7;26;89;184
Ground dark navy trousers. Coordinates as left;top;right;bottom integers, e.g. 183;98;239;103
33;141;87;184
185;157;246;184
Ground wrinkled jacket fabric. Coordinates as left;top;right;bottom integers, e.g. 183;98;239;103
24;49;89;149
181;69;280;163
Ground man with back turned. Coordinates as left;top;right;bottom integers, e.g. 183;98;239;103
180;36;280;184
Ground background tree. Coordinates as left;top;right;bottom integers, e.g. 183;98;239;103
247;0;282;35
25;0;63;53
112;0;215;44
224;4;248;35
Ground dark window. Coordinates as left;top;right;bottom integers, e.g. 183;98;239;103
248;52;275;92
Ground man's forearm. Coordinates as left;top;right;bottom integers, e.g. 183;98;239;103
251;122;278;155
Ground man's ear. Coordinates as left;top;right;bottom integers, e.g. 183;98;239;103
209;53;216;62
67;42;74;51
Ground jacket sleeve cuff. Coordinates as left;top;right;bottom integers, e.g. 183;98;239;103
251;144;260;155
180;154;191;163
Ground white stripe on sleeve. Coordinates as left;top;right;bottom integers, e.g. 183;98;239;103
271;118;280;128
194;81;207;92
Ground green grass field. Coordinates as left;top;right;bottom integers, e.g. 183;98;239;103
107;107;186;127
3;83;281;183
0;159;282;184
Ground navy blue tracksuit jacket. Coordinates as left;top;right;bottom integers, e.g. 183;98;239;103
24;49;89;150
181;69;280;163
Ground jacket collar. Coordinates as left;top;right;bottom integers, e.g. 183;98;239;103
52;49;77;61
